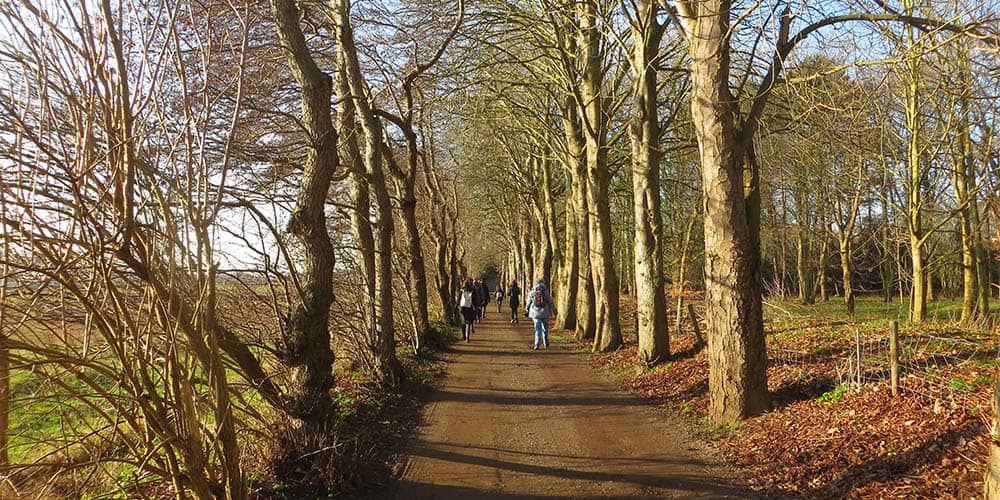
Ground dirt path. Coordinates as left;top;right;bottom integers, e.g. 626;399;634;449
392;311;751;499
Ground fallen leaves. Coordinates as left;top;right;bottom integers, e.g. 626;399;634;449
583;302;994;499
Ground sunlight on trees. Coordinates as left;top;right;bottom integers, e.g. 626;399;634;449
1;0;1000;496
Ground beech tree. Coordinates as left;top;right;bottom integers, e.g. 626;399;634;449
672;0;772;421
626;0;670;363
577;0;623;352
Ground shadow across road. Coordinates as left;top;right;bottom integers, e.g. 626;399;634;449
390;315;753;499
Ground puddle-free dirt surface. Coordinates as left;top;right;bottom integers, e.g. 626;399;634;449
391;311;752;499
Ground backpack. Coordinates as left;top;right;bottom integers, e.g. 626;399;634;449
460;289;474;308
533;289;545;307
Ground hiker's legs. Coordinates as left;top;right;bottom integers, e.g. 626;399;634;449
533;318;545;347
460;307;474;339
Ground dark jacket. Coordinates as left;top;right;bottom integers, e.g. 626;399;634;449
507;284;521;307
478;282;491;306
472;282;487;307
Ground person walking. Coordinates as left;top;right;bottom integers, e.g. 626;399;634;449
507;279;521;324
494;285;505;313
525;280;555;350
458;279;476;342
472;278;486;322
478;279;491;320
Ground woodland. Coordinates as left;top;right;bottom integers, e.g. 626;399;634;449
1;0;1000;498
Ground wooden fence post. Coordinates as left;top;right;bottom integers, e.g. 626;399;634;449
890;320;899;397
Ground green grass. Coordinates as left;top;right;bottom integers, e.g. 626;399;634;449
764;295;998;324
8;365;112;464
816;385;850;405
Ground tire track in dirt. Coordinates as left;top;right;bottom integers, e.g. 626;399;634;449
393;312;752;499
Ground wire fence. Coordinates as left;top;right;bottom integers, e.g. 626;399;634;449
768;323;999;413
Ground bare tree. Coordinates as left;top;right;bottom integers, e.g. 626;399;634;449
626;0;669;364
270;0;341;430
0;0;276;495
334;0;404;386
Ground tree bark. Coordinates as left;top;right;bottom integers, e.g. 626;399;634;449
423;152;459;323
840;237;855;316
677;0;769;422
796;229;815;305
817;237;829;301
337;65;381;360
629;0;668;363
987;376;1000;499
556;185;579;331
400;179;430;347
334;0;402;386
270;0;337;428
543;158;562;289
579;0;621;352
673;212;697;334
903;11;927;323
952;95;986;323
556;96;585;332
575;179;596;340
0;206;8;465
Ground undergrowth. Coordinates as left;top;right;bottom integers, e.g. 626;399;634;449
254;323;452;498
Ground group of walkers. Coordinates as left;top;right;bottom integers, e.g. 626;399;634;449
457;278;492;341
458;276;556;350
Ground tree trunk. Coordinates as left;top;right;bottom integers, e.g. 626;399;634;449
556;181;579;331
533;168;555;288
910;233;926;322
987;376;1000;498
575;180;596;340
630;0;668;364
976;229;990;317
523;220;535;284
448;219;462;324
270;0;336;428
335;0;402;386
796;231;815;305
816;232;829;302
0;233;8;466
840;237;855;316
400;179;430;348
677;0;769;423
880;173;895;303
951;99;986;323
543;158;562;288
903;13;927;323
579;0;621;353
673;212;697;334
423;165;455;324
337;65;385;364
957;167;978;323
